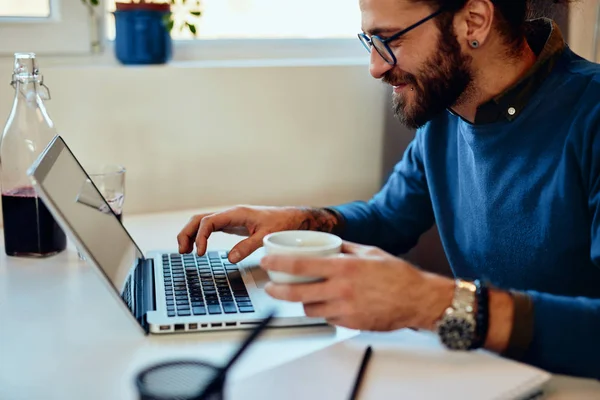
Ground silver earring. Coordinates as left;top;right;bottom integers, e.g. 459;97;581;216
470;40;480;48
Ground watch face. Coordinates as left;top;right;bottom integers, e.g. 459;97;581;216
438;315;476;351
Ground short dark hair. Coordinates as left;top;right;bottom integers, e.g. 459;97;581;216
415;0;576;55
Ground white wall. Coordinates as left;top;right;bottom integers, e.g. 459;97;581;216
0;58;388;218
569;0;600;63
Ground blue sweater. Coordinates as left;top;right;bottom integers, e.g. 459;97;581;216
332;47;600;379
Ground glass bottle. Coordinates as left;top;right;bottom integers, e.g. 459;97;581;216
0;53;66;257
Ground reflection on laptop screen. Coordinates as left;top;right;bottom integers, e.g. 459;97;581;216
30;137;141;293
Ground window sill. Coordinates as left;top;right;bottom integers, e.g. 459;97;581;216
0;38;369;69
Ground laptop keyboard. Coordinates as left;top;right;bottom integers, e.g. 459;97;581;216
162;251;254;318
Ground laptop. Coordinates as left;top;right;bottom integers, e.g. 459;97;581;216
27;135;326;335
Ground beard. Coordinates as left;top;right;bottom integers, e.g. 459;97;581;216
384;22;474;129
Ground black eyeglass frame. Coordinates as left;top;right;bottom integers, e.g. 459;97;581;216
358;8;446;65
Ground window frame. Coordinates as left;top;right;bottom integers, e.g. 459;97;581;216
0;0;101;56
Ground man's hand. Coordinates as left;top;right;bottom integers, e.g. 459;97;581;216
177;205;341;263
261;241;454;331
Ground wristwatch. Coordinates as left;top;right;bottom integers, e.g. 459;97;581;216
436;279;478;351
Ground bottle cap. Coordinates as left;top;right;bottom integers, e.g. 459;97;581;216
13;52;38;79
11;52;50;100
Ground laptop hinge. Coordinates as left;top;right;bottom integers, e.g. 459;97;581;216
134;257;156;333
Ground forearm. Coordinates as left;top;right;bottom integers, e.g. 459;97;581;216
417;275;600;378
293;206;403;250
484;289;513;353
328;201;430;254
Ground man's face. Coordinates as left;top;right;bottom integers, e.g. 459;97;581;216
360;0;474;129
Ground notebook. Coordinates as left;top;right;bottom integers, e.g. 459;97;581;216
228;328;551;400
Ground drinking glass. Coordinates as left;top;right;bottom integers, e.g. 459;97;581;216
88;164;126;221
77;164;126;261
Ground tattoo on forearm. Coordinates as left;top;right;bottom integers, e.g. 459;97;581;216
297;208;339;233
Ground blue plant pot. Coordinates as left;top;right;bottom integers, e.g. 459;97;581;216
114;10;172;65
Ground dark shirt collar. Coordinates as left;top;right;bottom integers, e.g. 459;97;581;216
459;18;566;125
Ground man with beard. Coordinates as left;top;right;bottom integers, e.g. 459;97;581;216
178;0;600;378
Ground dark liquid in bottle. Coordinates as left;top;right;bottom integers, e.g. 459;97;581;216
2;187;67;257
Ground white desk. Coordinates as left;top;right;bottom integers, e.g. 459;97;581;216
0;209;599;400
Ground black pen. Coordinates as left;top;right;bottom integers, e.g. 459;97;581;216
349;345;373;400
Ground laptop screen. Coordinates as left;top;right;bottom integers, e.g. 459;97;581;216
28;136;143;295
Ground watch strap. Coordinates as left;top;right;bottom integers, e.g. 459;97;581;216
452;279;477;311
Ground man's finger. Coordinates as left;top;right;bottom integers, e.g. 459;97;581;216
228;234;265;263
264;280;339;303
341;241;366;255
341;241;385;258
261;255;346;278
177;213;212;253
303;300;348;319
194;209;248;256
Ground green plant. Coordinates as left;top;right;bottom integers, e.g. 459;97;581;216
81;0;203;37
166;0;202;36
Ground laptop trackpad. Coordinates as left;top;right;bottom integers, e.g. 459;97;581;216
249;266;270;289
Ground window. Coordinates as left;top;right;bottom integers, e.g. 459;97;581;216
0;0;94;56
0;0;364;59
105;0;362;40
0;0;51;18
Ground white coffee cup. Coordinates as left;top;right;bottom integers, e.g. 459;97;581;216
262;230;343;284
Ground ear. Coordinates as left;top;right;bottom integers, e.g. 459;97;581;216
453;0;494;49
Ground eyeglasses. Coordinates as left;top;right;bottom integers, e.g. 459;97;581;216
358;8;445;66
